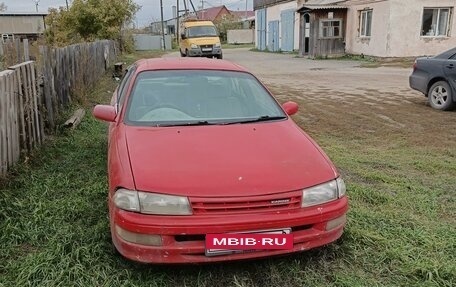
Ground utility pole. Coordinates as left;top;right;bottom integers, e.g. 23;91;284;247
201;0;204;20
65;0;69;10
34;0;40;12
176;0;180;44
245;0;248;20
160;0;166;50
183;0;188;13
189;0;197;15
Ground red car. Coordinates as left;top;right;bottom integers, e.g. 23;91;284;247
93;58;348;263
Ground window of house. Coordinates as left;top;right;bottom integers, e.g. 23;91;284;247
320;19;342;38
360;9;373;37
421;8;452;37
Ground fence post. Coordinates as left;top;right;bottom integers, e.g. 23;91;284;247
23;39;30;61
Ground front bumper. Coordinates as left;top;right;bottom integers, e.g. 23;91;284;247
187;47;222;57
110;196;348;263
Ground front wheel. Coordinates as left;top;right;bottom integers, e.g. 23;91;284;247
428;81;455;111
216;53;223;59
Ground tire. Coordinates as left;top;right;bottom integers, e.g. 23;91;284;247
180;49;186;57
216;53;223;59
428;81;455;111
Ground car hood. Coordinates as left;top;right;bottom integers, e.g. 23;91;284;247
188;37;220;45
125;121;336;197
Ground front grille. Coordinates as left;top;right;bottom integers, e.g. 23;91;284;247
190;191;302;215
200;44;213;54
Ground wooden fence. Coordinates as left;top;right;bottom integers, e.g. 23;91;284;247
0;40;118;175
39;40;117;129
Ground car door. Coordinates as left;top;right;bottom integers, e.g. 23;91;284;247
444;52;456;92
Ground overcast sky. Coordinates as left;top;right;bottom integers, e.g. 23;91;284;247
1;0;253;27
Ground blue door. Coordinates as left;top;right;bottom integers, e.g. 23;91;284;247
281;9;295;52
268;20;279;52
256;9;267;50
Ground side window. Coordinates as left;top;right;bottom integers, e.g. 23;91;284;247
117;66;136;109
450;53;456;60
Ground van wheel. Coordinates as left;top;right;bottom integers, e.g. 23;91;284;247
216;53;223;59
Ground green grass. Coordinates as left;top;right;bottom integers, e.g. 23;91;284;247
0;52;455;287
222;43;255;49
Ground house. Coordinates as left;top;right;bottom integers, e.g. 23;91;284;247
254;0;456;57
231;10;256;29
196;5;232;22
0;12;48;42
344;0;456;57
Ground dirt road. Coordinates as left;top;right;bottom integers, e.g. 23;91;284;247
167;48;455;148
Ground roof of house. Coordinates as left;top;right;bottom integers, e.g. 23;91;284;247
230;10;255;20
0;12;48;16
196;5;230;21
305;0;346;4
298;0;348;11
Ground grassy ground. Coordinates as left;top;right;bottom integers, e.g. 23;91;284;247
222;43;255;49
0;51;455;287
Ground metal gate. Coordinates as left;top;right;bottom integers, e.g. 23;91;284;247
268;20;279;52
256;9;267;50
281;9;295;52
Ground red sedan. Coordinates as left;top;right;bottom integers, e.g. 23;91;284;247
93;58;348;263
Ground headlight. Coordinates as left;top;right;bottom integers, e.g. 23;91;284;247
214;43;221;48
191;44;198;49
113;189;140;212
113;189;192;215
138;192;192;215
336;177;346;197
302;178;346;207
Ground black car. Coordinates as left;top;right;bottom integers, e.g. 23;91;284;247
409;47;456;111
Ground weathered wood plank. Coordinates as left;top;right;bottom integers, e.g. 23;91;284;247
39;46;55;130
0;73;7;174
30;62;42;145
23;39;30;61
11;68;20;163
5;70;13;167
14;68;27;152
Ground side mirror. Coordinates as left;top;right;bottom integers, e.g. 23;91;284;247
181;33;186;40
282;101;299;116
93;105;116;122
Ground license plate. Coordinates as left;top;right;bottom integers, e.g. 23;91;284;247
205;228;292;257
202;48;212;52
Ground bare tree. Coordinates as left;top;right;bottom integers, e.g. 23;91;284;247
0;2;7;11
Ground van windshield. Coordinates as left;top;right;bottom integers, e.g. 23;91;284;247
187;26;218;38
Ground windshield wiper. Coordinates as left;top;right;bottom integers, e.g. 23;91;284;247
223;116;287;125
158;121;217;127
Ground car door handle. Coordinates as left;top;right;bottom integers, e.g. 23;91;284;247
447;64;454;69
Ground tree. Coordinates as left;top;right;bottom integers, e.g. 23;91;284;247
45;0;139;49
0;2;7;11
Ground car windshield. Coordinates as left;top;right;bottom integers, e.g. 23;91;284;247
187;26;218;38
125;70;286;127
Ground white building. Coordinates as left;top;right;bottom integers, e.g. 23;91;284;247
254;0;456;57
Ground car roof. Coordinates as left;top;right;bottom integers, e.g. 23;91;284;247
182;20;215;27
134;58;249;73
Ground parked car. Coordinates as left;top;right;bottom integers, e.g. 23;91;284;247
93;58;348;263
409;47;456;110
179;19;223;59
